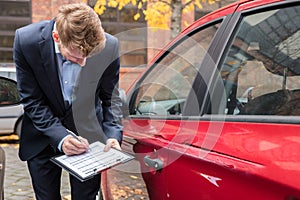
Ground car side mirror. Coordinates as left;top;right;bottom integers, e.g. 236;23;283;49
0;77;20;106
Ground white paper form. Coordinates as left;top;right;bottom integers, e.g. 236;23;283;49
51;141;134;181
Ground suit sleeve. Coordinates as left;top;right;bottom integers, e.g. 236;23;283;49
13;29;69;148
98;37;123;143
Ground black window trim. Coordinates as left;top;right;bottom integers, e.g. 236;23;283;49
183;13;238;117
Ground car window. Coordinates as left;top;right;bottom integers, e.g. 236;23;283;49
130;22;221;116
0;72;16;81
215;4;300;115
0;67;17;81
0;77;20;105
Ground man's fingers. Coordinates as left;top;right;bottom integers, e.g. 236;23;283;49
103;142;112;152
77;136;89;146
104;139;121;152
62;136;90;155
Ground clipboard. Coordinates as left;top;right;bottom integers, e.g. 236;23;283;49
51;141;134;182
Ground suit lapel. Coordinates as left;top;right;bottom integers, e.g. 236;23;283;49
39;20;66;112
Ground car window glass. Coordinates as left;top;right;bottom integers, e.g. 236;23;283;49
216;5;300;115
0;70;16;81
131;22;221;116
0;78;20;105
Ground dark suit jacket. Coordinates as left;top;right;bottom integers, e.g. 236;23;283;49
14;19;123;161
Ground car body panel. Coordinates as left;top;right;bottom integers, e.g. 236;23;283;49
125;117;300;199
123;118;171;199
166;119;300;199
0;104;23;134
236;0;282;12
165;145;300;200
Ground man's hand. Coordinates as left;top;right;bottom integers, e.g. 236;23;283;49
62;136;89;156
104;138;121;152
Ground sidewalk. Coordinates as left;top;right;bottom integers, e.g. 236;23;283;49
1;144;149;200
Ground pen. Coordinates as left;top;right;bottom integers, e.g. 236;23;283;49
67;129;91;151
66;129;82;142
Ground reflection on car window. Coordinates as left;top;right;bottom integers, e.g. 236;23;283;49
218;5;300;115
0;78;20;105
132;22;221;116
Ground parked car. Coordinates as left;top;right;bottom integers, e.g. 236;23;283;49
102;0;300;199
0;76;23;136
0;76;15;199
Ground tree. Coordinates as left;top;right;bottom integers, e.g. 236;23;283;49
94;0;217;39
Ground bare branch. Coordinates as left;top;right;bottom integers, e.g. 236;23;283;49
152;0;172;6
183;0;195;8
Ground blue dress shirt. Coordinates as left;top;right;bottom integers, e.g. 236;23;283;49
53;26;81;151
54;46;81;105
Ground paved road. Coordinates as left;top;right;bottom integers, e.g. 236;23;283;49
1;144;149;200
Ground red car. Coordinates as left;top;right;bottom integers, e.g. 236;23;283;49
103;0;300;199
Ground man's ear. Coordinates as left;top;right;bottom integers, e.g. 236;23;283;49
52;31;60;43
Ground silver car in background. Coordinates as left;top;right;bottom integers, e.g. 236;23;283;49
0;67;23;136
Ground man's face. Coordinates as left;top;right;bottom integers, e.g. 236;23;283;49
59;44;86;66
52;30;86;66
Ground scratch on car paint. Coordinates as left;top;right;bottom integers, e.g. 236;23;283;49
199;173;222;187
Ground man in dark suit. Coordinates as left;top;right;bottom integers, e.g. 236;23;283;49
13;3;123;200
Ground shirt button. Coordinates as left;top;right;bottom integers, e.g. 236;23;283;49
64;80;68;84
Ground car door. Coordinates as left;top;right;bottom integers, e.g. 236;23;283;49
163;1;300;200
124;16;226;199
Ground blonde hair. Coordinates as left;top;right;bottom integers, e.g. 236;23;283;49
55;3;106;57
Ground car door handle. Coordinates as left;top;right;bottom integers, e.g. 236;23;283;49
144;156;164;171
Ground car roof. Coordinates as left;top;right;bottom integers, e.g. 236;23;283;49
183;0;282;37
